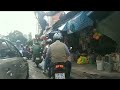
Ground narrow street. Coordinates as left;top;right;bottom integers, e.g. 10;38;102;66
28;60;48;79
27;59;103;79
28;60;75;79
28;59;120;79
27;59;102;79
1;11;120;79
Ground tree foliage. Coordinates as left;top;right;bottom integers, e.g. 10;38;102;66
7;30;27;44
26;40;33;46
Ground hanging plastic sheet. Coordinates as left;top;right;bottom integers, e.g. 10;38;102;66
65;11;94;34
58;23;67;31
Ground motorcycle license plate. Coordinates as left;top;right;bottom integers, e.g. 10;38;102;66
55;73;65;79
36;58;39;60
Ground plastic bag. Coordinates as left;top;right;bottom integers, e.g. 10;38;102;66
77;56;82;64
77;56;88;64
38;60;45;70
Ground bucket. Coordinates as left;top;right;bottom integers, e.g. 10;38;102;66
96;60;103;70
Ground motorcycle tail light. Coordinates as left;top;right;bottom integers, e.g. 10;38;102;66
60;65;64;68
55;65;64;68
55;65;59;68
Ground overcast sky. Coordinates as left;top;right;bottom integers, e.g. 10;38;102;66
0;11;37;38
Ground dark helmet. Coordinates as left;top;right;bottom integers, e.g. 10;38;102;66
46;39;52;44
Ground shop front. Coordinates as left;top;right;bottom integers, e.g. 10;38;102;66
96;11;120;72
59;11;120;74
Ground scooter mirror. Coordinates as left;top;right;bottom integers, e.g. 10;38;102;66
70;47;72;50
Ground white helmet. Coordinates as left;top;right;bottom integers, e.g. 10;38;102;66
53;32;63;41
46;39;52;42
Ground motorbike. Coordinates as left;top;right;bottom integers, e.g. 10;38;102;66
50;62;67;79
23;51;32;60
35;52;42;67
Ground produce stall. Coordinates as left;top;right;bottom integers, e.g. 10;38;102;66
51;11;120;73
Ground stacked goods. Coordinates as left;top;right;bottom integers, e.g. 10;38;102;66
96;55;104;70
103;54;113;72
77;54;89;64
116;53;120;72
102;53;120;73
88;54;96;64
111;53;118;71
111;53;120;72
93;32;102;40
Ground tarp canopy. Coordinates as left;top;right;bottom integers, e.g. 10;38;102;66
97;11;120;44
88;11;114;22
58;23;67;31
45;11;60;16
65;11;93;34
43;27;52;35
52;11;80;30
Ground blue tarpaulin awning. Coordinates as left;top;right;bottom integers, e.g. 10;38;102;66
58;23;67;31
64;11;93;34
52;11;80;30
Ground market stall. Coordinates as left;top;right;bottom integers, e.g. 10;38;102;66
50;11;120;73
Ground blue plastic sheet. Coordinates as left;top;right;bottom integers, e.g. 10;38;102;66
64;11;94;34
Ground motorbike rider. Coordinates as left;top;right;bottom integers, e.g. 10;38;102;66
25;45;32;59
32;42;42;65
45;32;71;79
20;44;25;56
15;40;21;50
43;38;52;73
15;40;23;55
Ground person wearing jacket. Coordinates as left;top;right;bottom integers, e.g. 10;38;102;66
45;32;71;79
43;38;52;73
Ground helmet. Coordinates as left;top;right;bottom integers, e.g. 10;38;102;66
40;41;45;45
53;32;63;41
46;39;52;44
